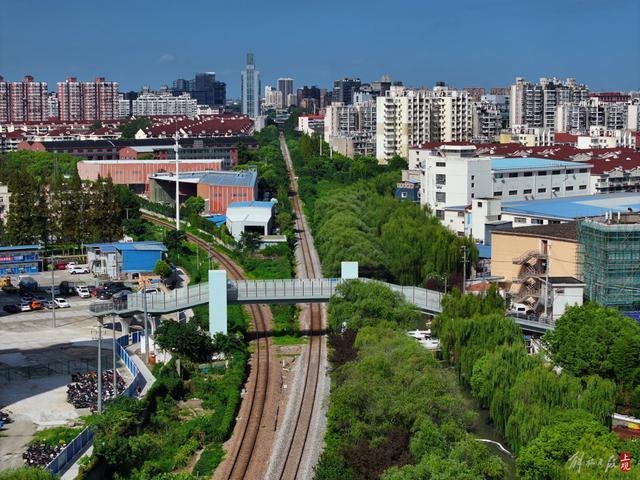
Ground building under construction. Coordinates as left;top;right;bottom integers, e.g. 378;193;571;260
578;212;640;311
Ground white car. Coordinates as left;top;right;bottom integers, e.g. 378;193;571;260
54;298;70;308
76;286;91;298
19;301;32;312
69;266;90;275
143;287;159;295
65;262;78;270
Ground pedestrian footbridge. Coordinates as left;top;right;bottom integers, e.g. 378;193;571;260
90;268;553;335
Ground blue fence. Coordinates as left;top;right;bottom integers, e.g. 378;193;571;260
45;333;148;476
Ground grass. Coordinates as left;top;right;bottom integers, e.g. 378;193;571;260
192;442;225;476
31;426;83;446
272;335;308;345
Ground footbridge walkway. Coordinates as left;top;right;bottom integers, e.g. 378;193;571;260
89;276;553;334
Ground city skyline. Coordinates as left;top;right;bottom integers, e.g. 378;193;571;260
1;0;639;95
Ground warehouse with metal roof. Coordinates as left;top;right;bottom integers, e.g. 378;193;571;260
225;201;275;242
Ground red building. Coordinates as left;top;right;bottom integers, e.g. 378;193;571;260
77;159;222;194
57;77;119;121
0;75;48;123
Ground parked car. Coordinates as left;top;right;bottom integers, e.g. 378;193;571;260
69;266;90;275
19;301;31;312
43;300;54;309
65;262;78;270
55;262;67;270
2;285;18;294
3;304;20;314
54;298;70;308
76;286;91;298
143;287;159;295
34;295;47;302
112;290;129;300
91;287;103;297
30;299;43;310
98;290;113;300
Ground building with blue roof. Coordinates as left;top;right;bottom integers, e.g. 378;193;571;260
226;200;275;242
149;169;258;215
417;144;594;220
84;241;167;279
0;244;42;276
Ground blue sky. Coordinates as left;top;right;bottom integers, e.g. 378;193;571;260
1;0;638;96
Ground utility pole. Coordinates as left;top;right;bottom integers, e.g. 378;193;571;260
143;289;150;364
461;246;468;295
208;244;212;270
112;315;117;396
50;255;56;328
174;131;180;231
97;323;103;413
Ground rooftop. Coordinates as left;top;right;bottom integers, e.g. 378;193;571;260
492;222;578;241
227;201;274;209
502;193;640;221
547;277;584;285
84;241;167;253
0;244;42;252
150;170;258;188
491;158;590;171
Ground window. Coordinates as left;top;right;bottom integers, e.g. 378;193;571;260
531;219;544;225
579;168;588;173
477;201;483;207
509;190;518;195
471;183;475;188
508;172;518;178
400;192;408;198
566;186;574;191
552;170;560;175
436;161;446;167
495;173;504;179
538;171;547;176
538;188;546;193
435;174;446;185
471;193;475;198
566;169;574;174
552;186;560;192
494;191;503;196
436;192;446;202
579;185;587;190
524;172;533;177
523;189;532;194
514;217;526;223
471;175;475;180
436;210;445;219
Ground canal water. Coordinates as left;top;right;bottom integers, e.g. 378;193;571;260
460;385;517;479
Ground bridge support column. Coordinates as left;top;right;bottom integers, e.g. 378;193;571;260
209;270;228;336
119;316;132;336
341;261;359;280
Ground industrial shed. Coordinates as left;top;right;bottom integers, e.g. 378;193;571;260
226;201;275;242
85;241;167;279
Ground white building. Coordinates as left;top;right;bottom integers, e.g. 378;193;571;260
226;201;275;242
132;92;197;117
324;100;376;157
576;127;636;149
411;144;592;220
264;86;283;110
297;115;324;136
376;85;472;162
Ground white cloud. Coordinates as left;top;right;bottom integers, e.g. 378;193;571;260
158;53;176;64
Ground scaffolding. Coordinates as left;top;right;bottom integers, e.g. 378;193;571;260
578;213;640;311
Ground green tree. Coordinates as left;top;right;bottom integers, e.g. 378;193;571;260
163;230;186;253
153;259;172;278
180;196;205;221
388;155;408;170
91;121;103;130
238;230;262;253
5;173;41;244
118;118;152;139
86;176;123;242
0;468;59;480
155;318;214;363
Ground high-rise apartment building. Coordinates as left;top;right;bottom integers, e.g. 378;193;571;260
132;91;198;117
332;78;361;105
57;77;119;121
241;53;261;118
263;86;283;110
277;78;294;108
0;75;49;123
510;77;589;131
171;73;226;107
324;98;376;157
297;85;328;111
375;85;472;161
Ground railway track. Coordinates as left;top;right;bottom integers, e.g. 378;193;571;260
273;133;325;480
140;213;272;480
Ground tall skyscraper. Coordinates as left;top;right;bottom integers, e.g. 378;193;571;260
241;53;261;117
0;75;48;123
172;73;226;107
332;77;361;105
277;77;294;108
57;77;119;121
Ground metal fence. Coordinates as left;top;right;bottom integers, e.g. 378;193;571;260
1;355;112;384
45;333;147;476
